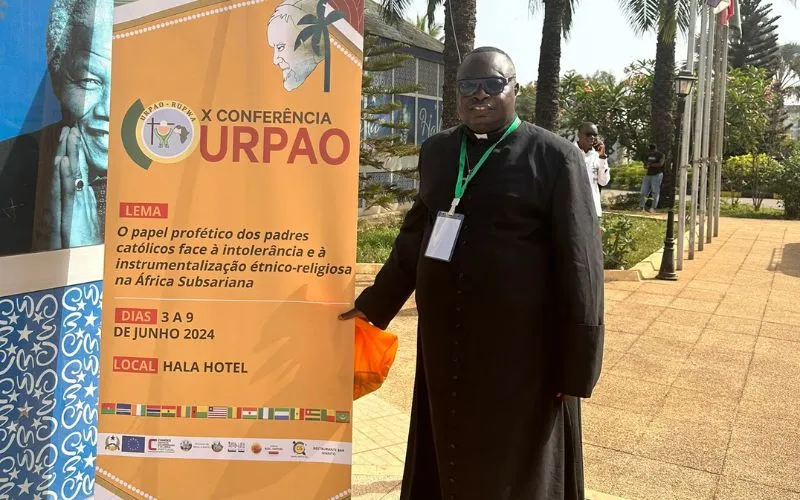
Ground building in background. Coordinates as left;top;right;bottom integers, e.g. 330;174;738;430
359;1;443;213
362;0;443;146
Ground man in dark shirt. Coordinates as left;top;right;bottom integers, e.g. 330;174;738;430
340;47;605;499
640;143;665;212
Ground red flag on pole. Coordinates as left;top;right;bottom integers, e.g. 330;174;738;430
720;0;735;25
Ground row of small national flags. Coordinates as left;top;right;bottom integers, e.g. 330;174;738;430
100;403;351;423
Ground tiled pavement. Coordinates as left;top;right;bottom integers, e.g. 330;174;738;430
351;218;800;500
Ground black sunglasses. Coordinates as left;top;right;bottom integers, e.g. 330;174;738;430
457;76;516;96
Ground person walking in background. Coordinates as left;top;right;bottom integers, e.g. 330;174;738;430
640;143;665;212
575;122;610;217
340;47;605;500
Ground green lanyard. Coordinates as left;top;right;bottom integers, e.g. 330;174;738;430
449;116;522;215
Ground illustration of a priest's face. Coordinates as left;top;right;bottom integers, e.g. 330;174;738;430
267;0;324;91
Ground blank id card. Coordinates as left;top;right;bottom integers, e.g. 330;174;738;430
424;211;464;262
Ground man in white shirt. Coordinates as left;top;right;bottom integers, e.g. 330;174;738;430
575;122;610;217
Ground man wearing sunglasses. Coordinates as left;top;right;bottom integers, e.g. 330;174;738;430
341;47;604;500
575;122;611;217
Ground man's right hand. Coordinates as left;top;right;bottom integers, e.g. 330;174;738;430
339;308;367;321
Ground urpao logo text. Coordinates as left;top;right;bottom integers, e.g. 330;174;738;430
122;99;200;169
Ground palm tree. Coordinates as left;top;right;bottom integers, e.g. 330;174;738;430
775;43;800;98
618;0;693;160
618;0;698;205
379;0;475;129
295;0;345;92
414;13;444;41
529;0;578;132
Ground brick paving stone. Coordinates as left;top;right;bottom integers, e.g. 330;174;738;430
715;477;800;500
604;330;641;352
668;297;720;314
587;373;670;416
628;335;695;361
635;416;731;473
615;302;666;320
694;328;757;354
656;386;738;430
609;352;685;386
642;321;704;344
610;454;720;500
705;315;760;335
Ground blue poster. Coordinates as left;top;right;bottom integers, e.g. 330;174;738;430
361;94;393;138
0;0;62;141
0;0;112;258
417;97;439;144
394;95;416;145
0;281;102;499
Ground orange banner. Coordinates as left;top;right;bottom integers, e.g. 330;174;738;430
97;0;363;498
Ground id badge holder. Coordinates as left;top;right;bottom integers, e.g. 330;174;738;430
425;211;464;262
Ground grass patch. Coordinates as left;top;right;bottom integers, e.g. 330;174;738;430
602;213;670;270
357;217;401;263
357;212;669;270
719;200;784;219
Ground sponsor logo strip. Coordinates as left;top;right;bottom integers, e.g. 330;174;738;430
98;433;351;465
99;403;351;423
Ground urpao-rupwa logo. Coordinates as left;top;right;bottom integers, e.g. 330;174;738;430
121;99;200;169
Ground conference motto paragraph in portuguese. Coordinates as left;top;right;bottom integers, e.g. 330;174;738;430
113;224;354;289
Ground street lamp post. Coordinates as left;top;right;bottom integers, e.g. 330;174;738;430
657;71;698;281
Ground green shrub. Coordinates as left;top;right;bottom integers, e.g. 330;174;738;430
357;213;668;270
601;214;671;269
357;218;401;263
719;200;784;219
776;153;800;219
603;192;641;210
722;154;781;209
601;215;636;269
608;162;646;190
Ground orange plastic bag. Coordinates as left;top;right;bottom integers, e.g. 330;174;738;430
353;317;398;400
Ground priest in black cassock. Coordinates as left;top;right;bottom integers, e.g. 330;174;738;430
341;47;605;500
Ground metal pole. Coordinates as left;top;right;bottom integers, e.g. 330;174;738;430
657;96;687;280
699;12;716;251
689;6;709;260
678;0;699;270
707;20;723;245
715;23;730;237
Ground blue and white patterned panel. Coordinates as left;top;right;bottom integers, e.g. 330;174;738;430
0;281;102;500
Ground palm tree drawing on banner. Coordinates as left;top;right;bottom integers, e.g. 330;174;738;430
294;0;344;92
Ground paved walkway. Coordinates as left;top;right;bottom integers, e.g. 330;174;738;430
351;217;800;500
